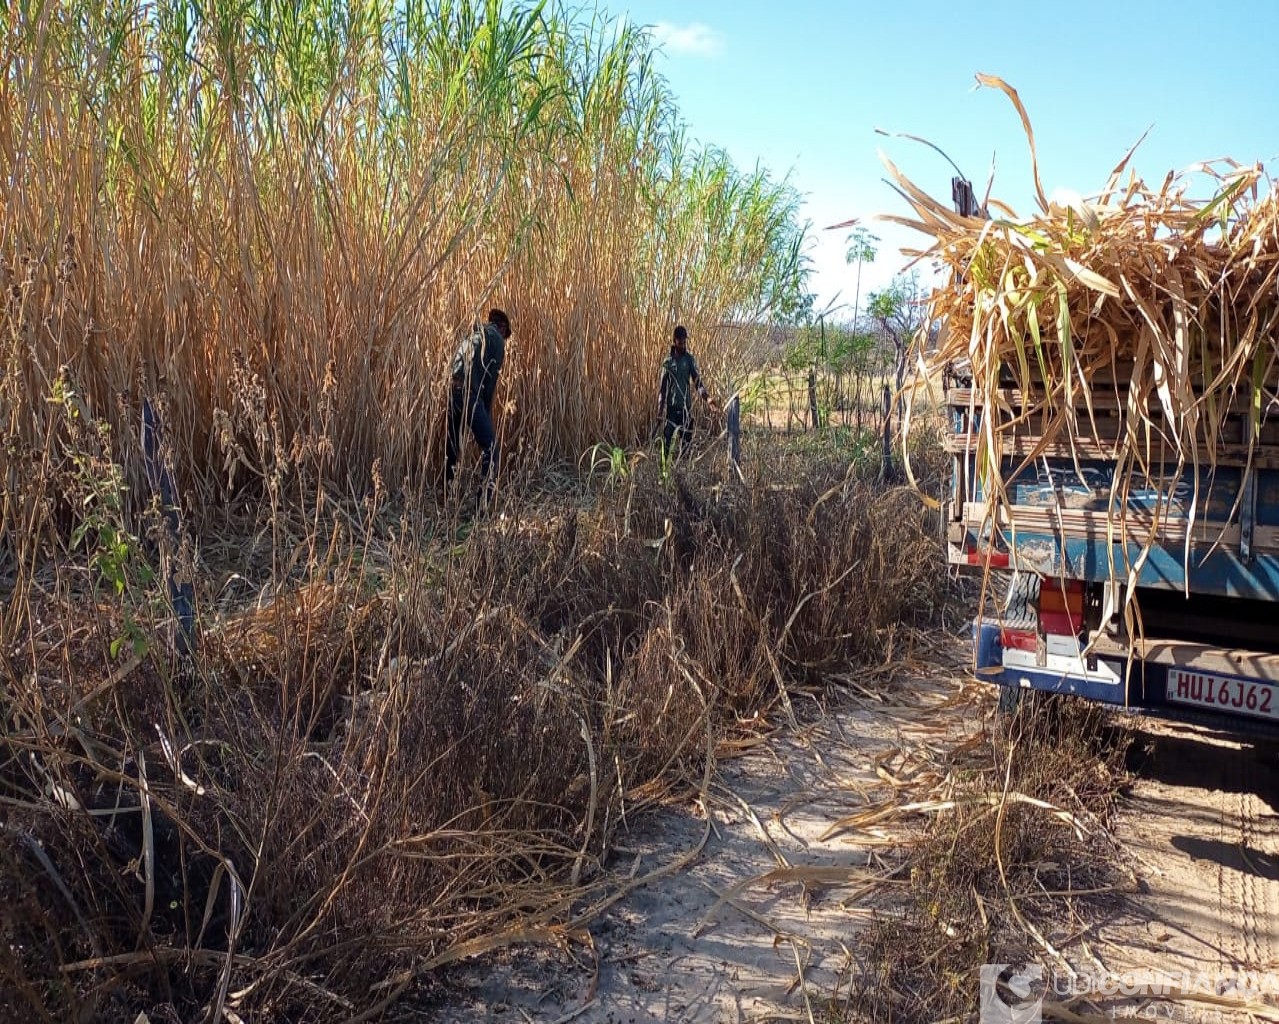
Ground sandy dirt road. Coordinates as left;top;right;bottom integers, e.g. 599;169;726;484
419;655;1279;1024
1095;719;1279;1022
423;654;976;1024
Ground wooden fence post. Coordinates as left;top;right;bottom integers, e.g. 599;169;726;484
142;399;196;657
879;382;894;484
808;367;820;429
726;394;741;472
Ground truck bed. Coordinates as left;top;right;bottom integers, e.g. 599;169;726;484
946;372;1279;737
945;386;1279;603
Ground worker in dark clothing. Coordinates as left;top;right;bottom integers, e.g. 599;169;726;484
657;324;713;457
446;308;511;506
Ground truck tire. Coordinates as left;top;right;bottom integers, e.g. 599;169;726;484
1002;571;1040;630
995;573;1038;729
997;683;1022;717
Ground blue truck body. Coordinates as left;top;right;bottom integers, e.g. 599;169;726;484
946;387;1279;737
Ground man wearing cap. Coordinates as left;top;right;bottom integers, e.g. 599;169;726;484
657;324;713;458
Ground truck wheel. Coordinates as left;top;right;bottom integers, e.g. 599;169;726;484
1002;571;1040;629
997;684;1022;717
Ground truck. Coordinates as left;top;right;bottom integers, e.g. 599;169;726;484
945;365;1279;736
940;178;1279;738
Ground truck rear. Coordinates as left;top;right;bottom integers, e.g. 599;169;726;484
943;364;1279;736
885;96;1279;737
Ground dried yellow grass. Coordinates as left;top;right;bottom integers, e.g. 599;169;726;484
0;0;808;562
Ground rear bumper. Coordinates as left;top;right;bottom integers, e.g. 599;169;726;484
973;622;1279;740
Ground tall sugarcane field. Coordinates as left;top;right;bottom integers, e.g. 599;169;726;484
4;3;1279;1023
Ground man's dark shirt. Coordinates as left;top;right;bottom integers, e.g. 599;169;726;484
660;350;702;411
452;322;506;408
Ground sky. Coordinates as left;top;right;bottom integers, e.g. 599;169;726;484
613;0;1279;320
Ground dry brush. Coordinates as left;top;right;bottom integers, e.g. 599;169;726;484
0;437;944;1020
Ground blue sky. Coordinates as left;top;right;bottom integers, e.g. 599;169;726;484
614;0;1279;317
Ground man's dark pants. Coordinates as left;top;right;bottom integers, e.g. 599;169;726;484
662;405;691;457
446;386;499;487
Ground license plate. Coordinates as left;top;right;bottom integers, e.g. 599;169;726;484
1167;668;1279;721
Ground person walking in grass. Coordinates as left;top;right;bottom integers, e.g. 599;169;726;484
657;324;714;458
446;308;511;509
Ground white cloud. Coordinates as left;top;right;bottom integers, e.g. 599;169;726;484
649;21;725;59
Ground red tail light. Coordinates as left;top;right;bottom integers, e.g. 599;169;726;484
999;627;1038;652
965;545;1010;568
1040;579;1084;636
1039;611;1082;636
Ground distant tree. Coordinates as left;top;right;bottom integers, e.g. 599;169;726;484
844;227;879;332
781;319;873;373
867;273;928;435
785;288;816;327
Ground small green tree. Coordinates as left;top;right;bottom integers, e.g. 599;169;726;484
844;227;880;332
867;273;928;435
